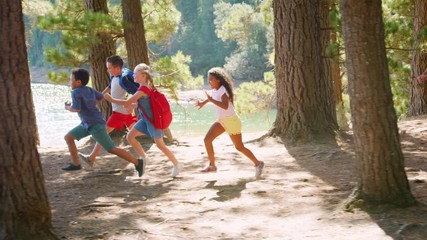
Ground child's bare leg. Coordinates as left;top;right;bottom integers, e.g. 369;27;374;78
107;147;138;165
203;122;225;167
88;126;115;160
64;133;79;166
229;133;260;166
154;138;178;165
126;128;147;159
164;128;174;140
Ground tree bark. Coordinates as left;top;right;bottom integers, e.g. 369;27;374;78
340;0;415;206
319;0;338;126
331;31;343;105
272;0;338;144
83;0;116;121
328;0;348;130
122;0;150;69
408;0;427;116
0;1;58;239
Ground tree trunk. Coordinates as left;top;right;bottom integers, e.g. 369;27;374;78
331;32;343;105
272;0;338;144
0;1;58;239
340;0;415;206
328;0;349;130
319;0;338;126
122;0;150;69
83;0;115;121
408;0;427;116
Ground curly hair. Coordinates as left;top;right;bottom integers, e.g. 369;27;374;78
71;68;89;86
208;67;234;104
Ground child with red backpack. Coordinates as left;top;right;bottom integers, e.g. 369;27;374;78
104;63;182;177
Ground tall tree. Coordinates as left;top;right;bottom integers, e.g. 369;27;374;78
319;0;337;127
122;0;149;69
408;0;427;116
271;0;338;144
83;0;116;120
0;0;58;239
320;0;349;130
340;0;415;206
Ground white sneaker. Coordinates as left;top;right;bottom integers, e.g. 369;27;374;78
255;161;265;178
171;163;183;177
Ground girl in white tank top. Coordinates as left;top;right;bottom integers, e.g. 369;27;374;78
195;67;265;178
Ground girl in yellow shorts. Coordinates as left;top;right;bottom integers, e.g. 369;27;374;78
195;67;264;178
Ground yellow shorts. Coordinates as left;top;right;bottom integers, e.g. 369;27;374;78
218;116;241;135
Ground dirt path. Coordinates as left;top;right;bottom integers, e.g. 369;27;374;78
39;119;427;239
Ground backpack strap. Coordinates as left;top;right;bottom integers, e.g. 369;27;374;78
138;105;155;126
137;86;155;125
138;86;152;96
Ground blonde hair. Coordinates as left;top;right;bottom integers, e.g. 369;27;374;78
134;63;155;89
208;67;234;103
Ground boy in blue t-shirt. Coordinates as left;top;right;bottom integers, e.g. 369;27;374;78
63;68;145;177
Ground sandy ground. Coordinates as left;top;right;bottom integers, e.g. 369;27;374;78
37;115;427;240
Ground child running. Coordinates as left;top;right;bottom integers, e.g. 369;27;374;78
78;55;137;166
63;68;145;177
195;67;264;178
104;63;183;177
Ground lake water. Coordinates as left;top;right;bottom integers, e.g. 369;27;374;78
32;83;276;147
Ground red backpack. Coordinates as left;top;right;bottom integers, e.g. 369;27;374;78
138;86;173;130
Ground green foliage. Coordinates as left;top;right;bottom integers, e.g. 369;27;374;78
235;71;275;115
326;0;413;119
214;1;273;81
260;0;273;25
37;0;180;66
163;0;236;77
23;0;60;66
47;70;70;84
328;3;341;31
142;0;181;44
28;29;61;67
37;0;122;69
35;0;185;88
214;3;254;43
153;51;204;94
382;0;414;118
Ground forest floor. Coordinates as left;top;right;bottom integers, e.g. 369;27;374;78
39;109;427;240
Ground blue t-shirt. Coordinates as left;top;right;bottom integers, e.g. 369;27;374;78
71;86;105;130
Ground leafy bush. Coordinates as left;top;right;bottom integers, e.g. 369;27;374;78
153;51;204;99
235;71;275;115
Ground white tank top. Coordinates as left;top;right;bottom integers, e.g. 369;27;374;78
110;77;129;114
211;85;237;119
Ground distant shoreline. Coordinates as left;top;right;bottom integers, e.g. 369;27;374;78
30;67;51;83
